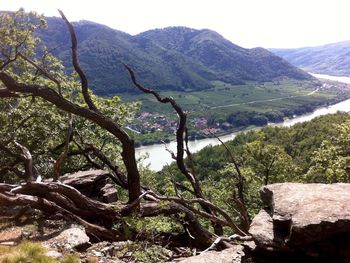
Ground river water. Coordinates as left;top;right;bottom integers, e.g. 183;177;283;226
136;74;350;171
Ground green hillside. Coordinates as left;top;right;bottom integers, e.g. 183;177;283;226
159;112;350;215
37;18;313;95
271;41;350;76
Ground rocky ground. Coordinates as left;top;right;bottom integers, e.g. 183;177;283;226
0;206;195;262
2;182;350;262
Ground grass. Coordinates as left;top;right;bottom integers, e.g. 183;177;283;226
0;241;54;263
0;241;80;263
60;255;80;263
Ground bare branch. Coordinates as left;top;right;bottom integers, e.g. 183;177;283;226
201;237;225;253
0;55;18;71
12;141;37;182
121;190;151;215
125;65;202;195
53;113;73;181
58;10;98;112
200;234;253;253
125;66;228;235
0;191;119;241
146;192;248;236
87;144;128;188
0;141;36;182
72;130;128;189
0;89;19;98
212;132;250;228
139;202;218;249
163;141;176;160
10;182;120;222
171;179;195;196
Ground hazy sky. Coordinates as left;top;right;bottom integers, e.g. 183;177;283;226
2;0;350;48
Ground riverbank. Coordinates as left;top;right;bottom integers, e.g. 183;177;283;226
133;76;350;147
136;73;350;171
134;93;349;147
136;97;350;171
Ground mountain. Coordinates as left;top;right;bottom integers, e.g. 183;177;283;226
38;17;312;95
271;41;350;76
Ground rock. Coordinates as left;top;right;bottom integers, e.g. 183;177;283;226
60;170;119;203
261;183;350;245
91;251;103;257
178;246;245;263
0;226;22;244
60;170;111;190
249;183;350;262
100;183;118;203
249;208;286;251
45;227;90;251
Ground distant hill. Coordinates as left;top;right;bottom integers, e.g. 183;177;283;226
38;17;312;95
271;41;350;77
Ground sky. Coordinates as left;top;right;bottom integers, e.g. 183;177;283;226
2;0;350;49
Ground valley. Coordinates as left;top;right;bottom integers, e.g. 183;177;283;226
123;78;350;146
34;16;350;146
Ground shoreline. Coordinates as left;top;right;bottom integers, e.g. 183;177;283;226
134;94;350;149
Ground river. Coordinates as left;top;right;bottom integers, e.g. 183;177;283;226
136;74;350;171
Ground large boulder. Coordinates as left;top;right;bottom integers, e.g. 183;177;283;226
43;227;90;251
60;170;119;203
249;183;350;262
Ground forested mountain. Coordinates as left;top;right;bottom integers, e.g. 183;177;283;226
38;17;312;95
271;41;350;76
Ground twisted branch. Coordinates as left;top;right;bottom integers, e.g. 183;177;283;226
58;9;98;112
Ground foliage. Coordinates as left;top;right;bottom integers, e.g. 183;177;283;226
243;139;300;185
163;112;350;219
113;241;171;263
0;9;139;183
306;120;350;182
131;243;169;263
0;9;46;75
125;214;182;236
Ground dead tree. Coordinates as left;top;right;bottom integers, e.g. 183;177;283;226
0;10;250;249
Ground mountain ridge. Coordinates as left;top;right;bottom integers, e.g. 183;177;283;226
271;40;350;76
37;17;313;95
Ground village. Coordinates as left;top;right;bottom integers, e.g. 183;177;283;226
127;111;223;136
